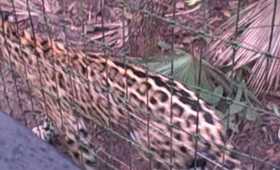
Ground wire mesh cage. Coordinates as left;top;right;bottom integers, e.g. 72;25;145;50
0;0;280;170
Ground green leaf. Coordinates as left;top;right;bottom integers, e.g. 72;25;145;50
229;102;245;115
228;85;245;114
201;86;223;105
245;107;257;121
234;84;243;101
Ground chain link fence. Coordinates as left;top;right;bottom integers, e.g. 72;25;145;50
0;0;280;170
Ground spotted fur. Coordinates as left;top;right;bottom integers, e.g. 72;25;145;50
0;14;241;170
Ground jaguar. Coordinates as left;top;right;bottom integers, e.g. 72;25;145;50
0;11;241;170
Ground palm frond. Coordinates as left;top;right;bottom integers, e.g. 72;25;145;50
208;0;280;97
